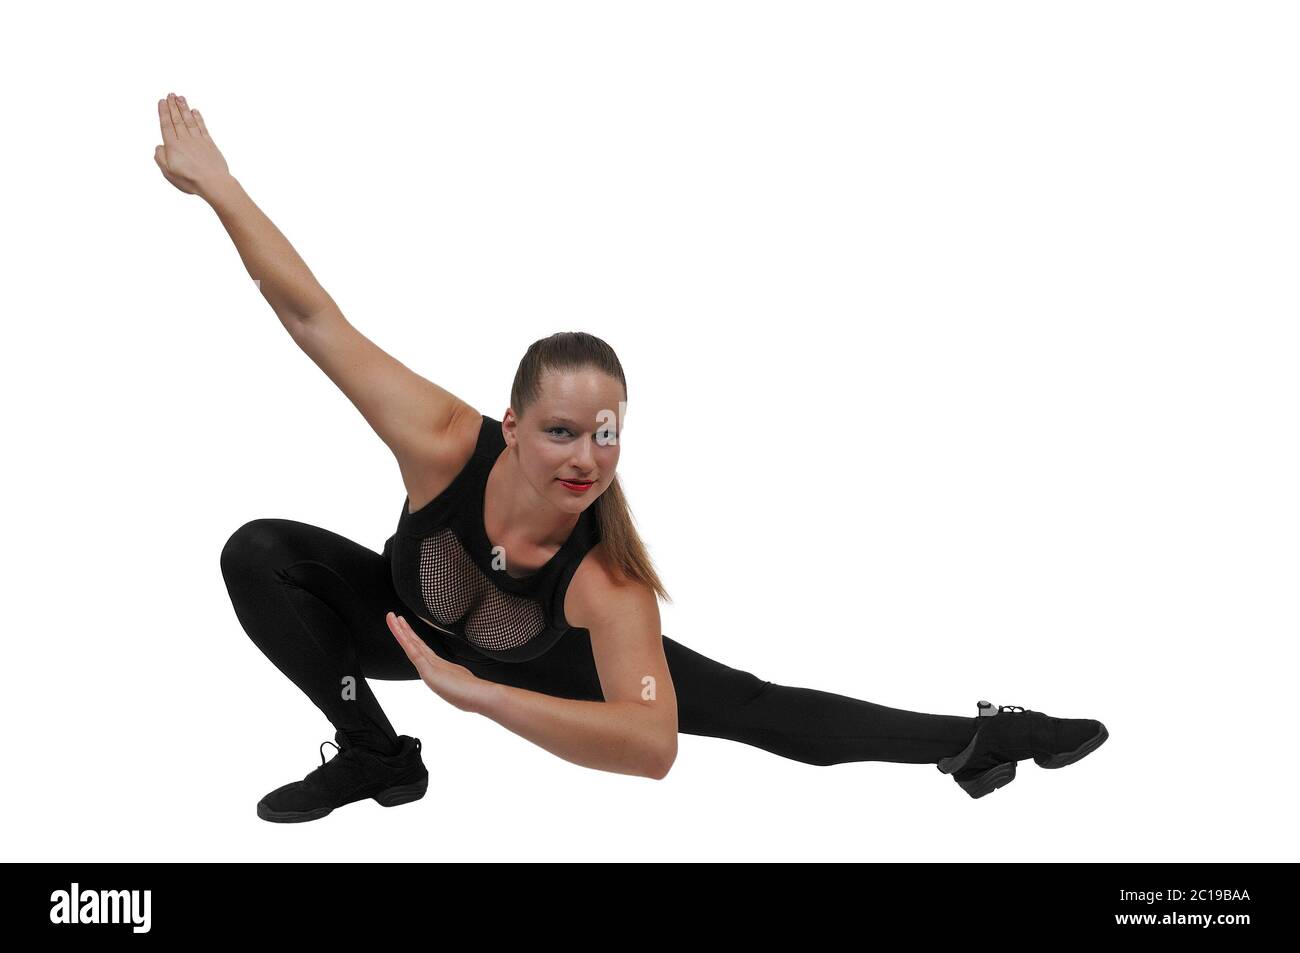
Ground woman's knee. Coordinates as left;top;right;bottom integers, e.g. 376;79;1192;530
220;518;297;579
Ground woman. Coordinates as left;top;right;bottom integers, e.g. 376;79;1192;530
156;93;1108;822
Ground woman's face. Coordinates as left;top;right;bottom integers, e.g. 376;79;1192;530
506;368;625;514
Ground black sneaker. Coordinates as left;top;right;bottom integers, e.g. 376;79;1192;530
256;731;429;823
936;701;1108;799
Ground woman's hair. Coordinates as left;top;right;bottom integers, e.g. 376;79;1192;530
510;331;671;603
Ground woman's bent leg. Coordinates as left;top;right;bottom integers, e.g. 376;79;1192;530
219;518;426;754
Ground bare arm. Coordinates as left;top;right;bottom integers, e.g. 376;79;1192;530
203;174;336;328
477;688;673;779
472;552;678;778
154;93;333;327
155;92;475;482
387;615;673;779
385;552;678;779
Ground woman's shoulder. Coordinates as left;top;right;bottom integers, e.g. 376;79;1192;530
562;539;654;631
403;406;496;515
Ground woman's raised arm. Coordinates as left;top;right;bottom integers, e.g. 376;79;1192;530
155;92;478;484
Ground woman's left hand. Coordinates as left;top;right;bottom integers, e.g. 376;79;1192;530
387;612;491;714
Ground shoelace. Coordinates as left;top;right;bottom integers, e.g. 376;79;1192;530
999;705;1026;713
317;735;419;767
301;739;375;793
318;736;418;764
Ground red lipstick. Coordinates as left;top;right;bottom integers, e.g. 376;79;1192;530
557;478;594;493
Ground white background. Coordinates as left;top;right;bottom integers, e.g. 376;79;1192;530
2;0;1295;861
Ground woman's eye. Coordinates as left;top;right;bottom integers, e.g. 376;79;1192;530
546;427;616;440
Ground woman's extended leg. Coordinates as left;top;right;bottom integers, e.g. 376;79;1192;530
466;629;979;766
660;637;977;765
219;518;446;753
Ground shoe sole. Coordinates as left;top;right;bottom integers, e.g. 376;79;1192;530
257;775;429;823
955;761;1017;799
1034;722;1109;769
949;722;1110;799
374;777;429;808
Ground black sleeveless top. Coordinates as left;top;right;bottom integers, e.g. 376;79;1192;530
382;414;602;663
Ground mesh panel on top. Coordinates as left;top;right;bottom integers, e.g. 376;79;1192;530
417;526;548;653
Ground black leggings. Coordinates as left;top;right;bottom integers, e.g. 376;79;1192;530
219;518;978;766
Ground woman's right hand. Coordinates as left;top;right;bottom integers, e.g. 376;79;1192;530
154;92;231;198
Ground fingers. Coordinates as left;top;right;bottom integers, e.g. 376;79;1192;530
388;611;410;649
192;107;209;138
174;94;199;136
165;94;183;135
162;93;195;139
399;615;434;662
157;97;177;142
388;612;438;673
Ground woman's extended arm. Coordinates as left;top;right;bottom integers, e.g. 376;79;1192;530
155;93;476;484
203;174;335;327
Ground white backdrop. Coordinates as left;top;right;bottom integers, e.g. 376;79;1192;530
2;0;1296;861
